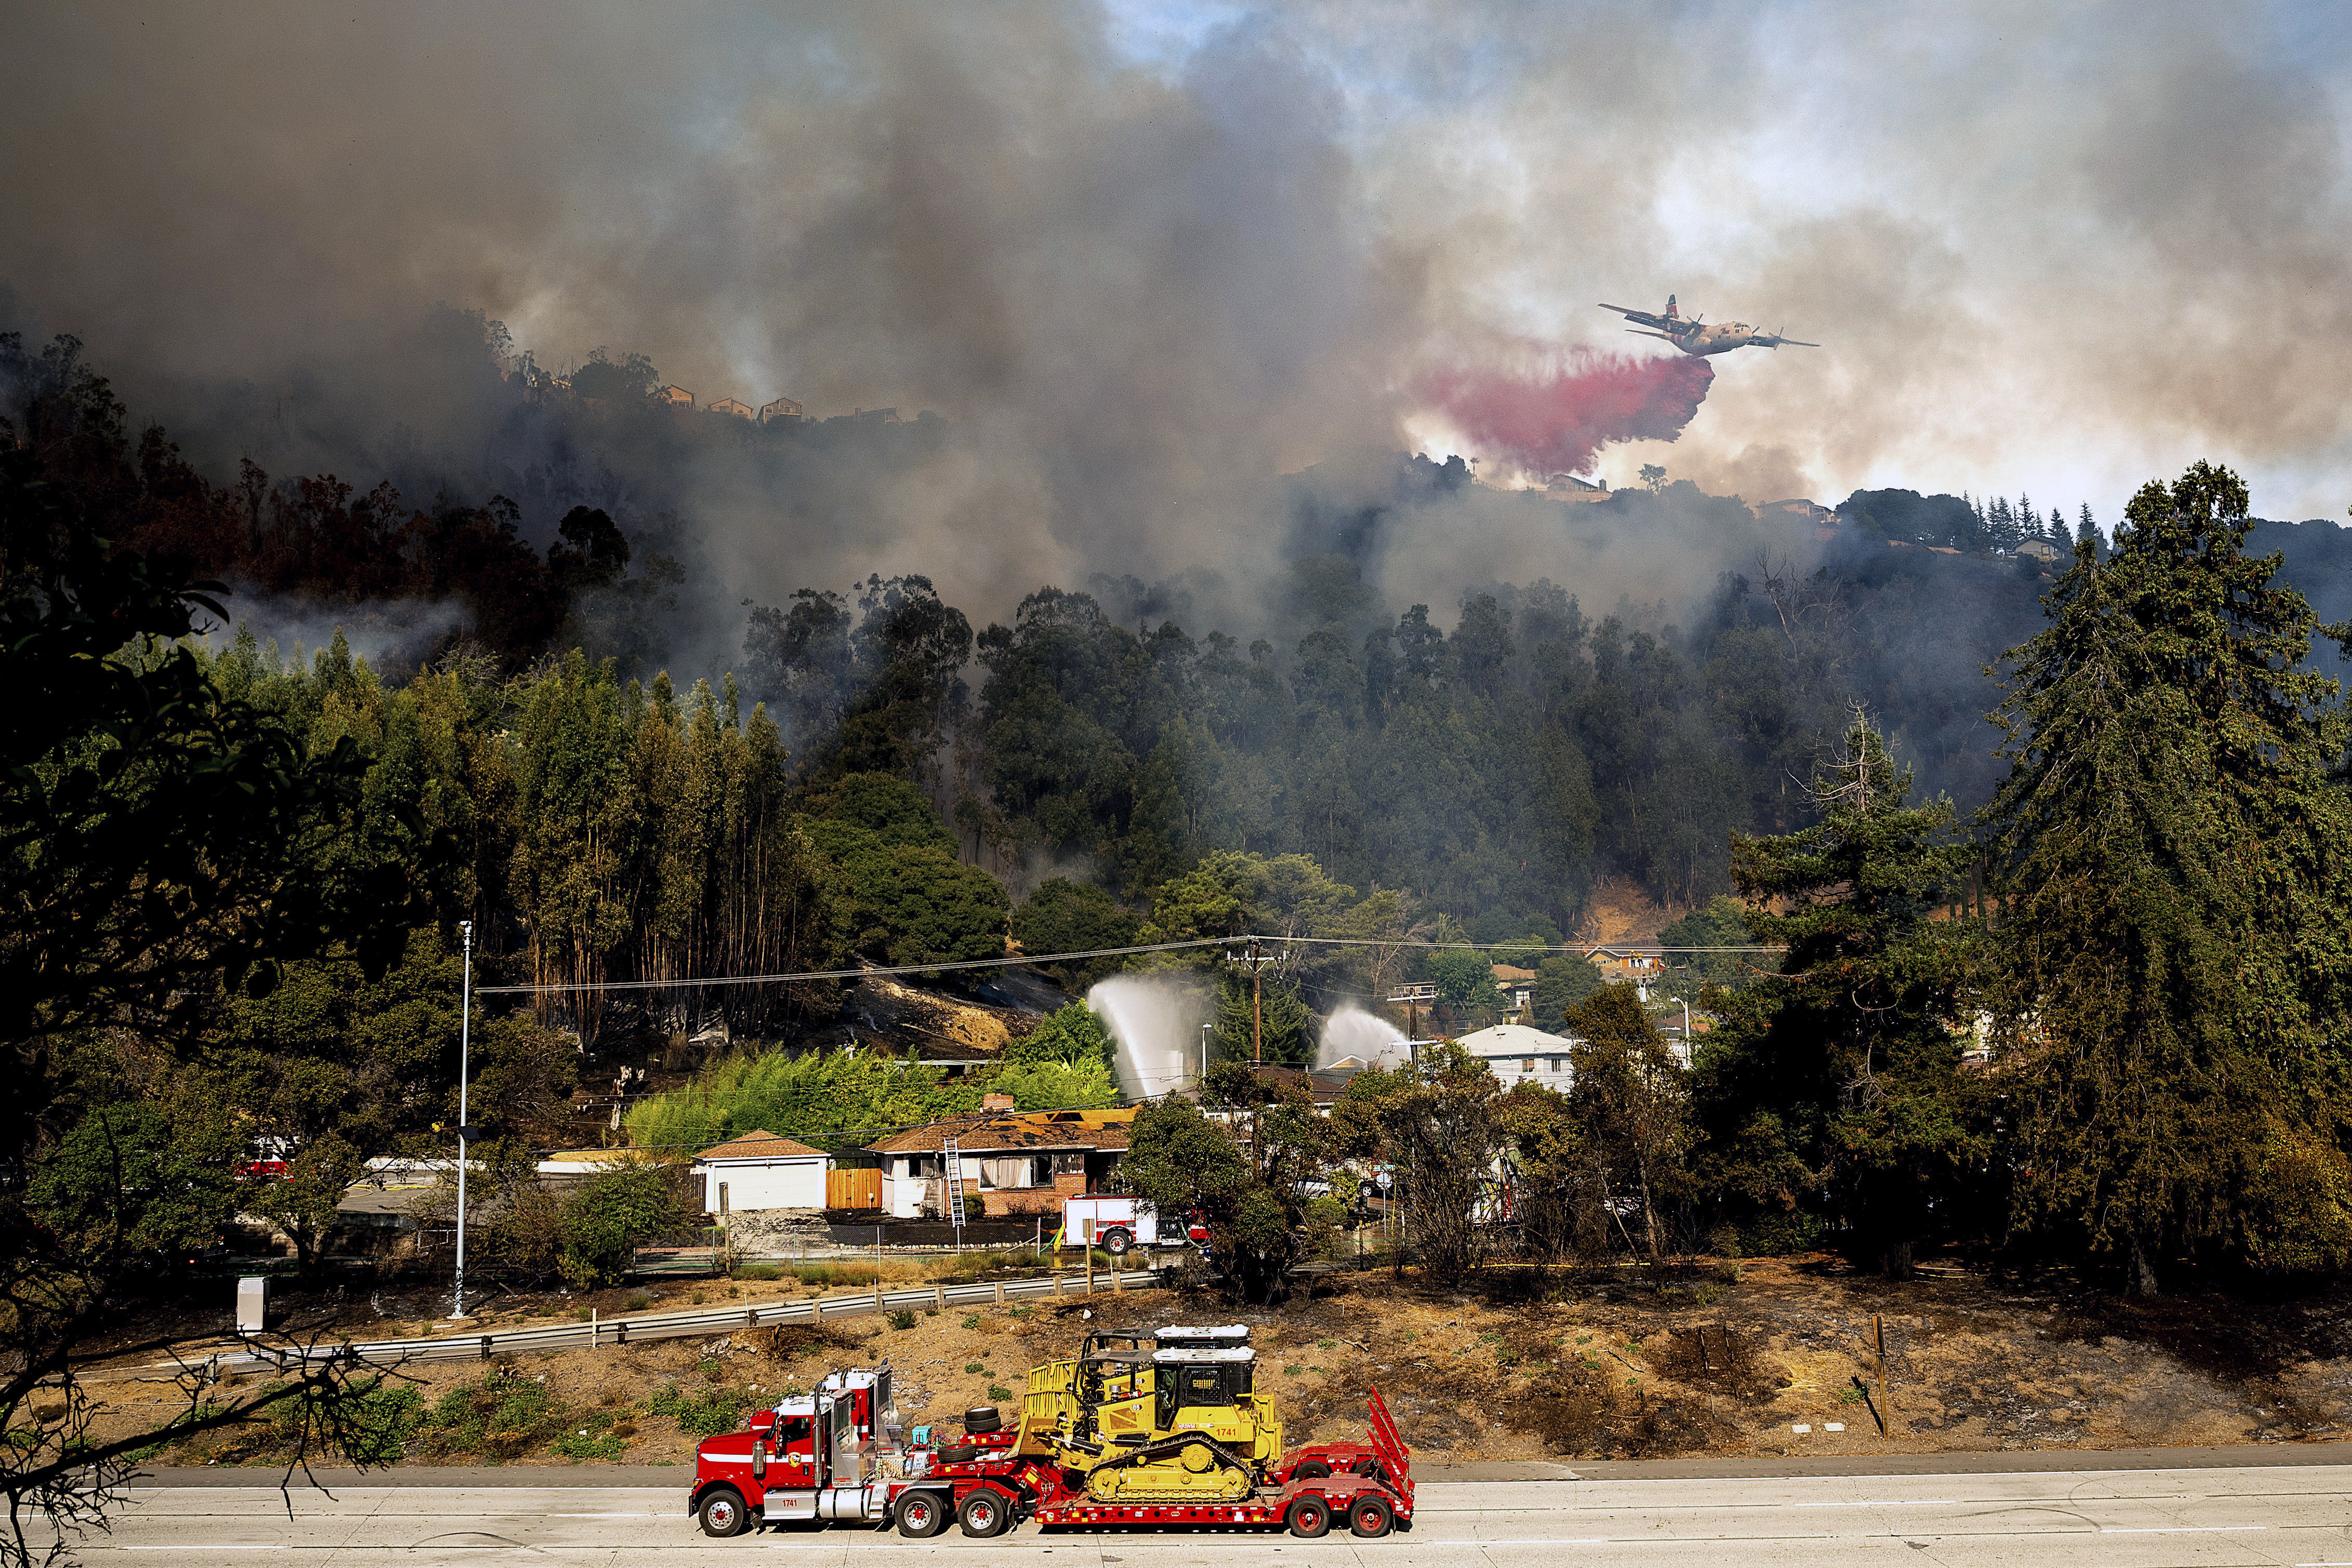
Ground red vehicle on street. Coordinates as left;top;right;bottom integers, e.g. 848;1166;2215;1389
688;1359;1413;1541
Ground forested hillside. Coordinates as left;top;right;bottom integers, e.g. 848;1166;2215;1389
8;317;2351;1374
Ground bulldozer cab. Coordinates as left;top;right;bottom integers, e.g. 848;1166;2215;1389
1154;1354;1251;1427
1148;1347;1280;1465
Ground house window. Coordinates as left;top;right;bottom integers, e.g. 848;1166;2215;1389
1522;1058;1535;1073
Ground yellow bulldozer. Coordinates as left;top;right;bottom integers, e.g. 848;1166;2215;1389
1017;1324;1282;1503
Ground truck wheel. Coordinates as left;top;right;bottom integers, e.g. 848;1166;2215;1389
1293;1459;1331;1479
1102;1227;1132;1256
1347;1495;1394;1538
958;1489;1010;1537
1286;1497;1332;1539
1352;1457;1386;1483
697;1487;749;1538
895;1491;949;1538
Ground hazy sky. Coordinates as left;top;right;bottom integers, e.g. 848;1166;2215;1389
7;0;2350;525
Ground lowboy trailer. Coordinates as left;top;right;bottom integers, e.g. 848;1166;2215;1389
689;1335;1413;1540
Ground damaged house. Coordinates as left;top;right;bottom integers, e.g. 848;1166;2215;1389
866;1104;1134;1219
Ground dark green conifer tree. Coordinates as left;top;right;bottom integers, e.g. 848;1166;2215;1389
1986;461;2352;1292
1693;714;1984;1274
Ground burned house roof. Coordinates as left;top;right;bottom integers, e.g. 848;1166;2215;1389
866;1107;1135;1157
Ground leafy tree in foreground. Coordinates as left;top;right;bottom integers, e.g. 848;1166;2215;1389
559;1164;687;1288
1121;1079;1326;1306
1562;985;1694;1259
1986;460;2352;1291
1332;1042;1507;1284
1;449;415;1567
1695;716;1984;1274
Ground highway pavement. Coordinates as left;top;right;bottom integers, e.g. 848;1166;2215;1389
56;1451;2352;1566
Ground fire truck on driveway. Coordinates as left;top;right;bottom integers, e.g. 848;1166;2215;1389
688;1324;1412;1540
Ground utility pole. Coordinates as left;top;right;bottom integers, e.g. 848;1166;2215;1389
451;919;473;1320
1225;938;1280;1066
1387;982;1437;1072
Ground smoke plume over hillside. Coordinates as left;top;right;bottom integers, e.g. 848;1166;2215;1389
5;1;2350;685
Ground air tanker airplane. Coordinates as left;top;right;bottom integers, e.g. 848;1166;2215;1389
1598;295;1818;356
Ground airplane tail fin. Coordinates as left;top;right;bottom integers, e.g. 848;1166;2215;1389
1665;294;1678;317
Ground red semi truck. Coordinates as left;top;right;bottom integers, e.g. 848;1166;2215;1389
688;1360;1413;1540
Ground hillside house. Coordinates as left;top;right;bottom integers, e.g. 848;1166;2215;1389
657;384;695;408
866;1106;1134;1220
707;396;754;419
759;395;805;424
690;1129;829;1214
1454;1023;1577;1088
1491;963;1539;1022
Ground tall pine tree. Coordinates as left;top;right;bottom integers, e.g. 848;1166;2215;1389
1986;461;2352;1291
1694;714;1985;1274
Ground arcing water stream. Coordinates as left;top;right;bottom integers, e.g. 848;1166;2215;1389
1086;974;1215;1099
1316;1004;1410;1070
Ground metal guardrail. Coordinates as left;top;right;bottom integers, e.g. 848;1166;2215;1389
202;1265;1173;1374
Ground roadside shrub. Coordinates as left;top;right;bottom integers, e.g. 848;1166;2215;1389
886;1309;917;1330
650;1382;750;1438
737;1264;781;1281
552;1408;629;1460
416;1371;563;1460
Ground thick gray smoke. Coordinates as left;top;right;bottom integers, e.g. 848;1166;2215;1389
6;1;2350;637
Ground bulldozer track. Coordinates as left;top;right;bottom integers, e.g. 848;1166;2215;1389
1080;1430;1261;1504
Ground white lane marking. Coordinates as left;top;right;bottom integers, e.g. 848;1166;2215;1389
550;1513;656;1518
2098;1524;2267;1534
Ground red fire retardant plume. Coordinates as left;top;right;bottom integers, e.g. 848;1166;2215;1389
1419;350;1714;478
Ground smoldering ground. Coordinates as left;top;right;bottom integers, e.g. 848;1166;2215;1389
5;1;2351;650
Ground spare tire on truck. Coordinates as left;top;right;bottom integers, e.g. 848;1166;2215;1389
937;1444;979;1465
963;1406;1003;1433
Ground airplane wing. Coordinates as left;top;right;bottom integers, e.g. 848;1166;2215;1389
1600;303;1679;333
1760;334;1819;349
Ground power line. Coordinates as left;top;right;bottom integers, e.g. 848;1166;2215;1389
476;934;1785;996
475;937;1229;995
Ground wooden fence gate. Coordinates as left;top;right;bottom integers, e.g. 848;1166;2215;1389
827;1168;882;1211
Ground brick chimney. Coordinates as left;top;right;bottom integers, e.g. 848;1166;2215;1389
980;1093;1016;1112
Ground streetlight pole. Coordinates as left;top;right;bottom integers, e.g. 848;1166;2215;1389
452;919;473;1320
1199;1023;1212;1090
